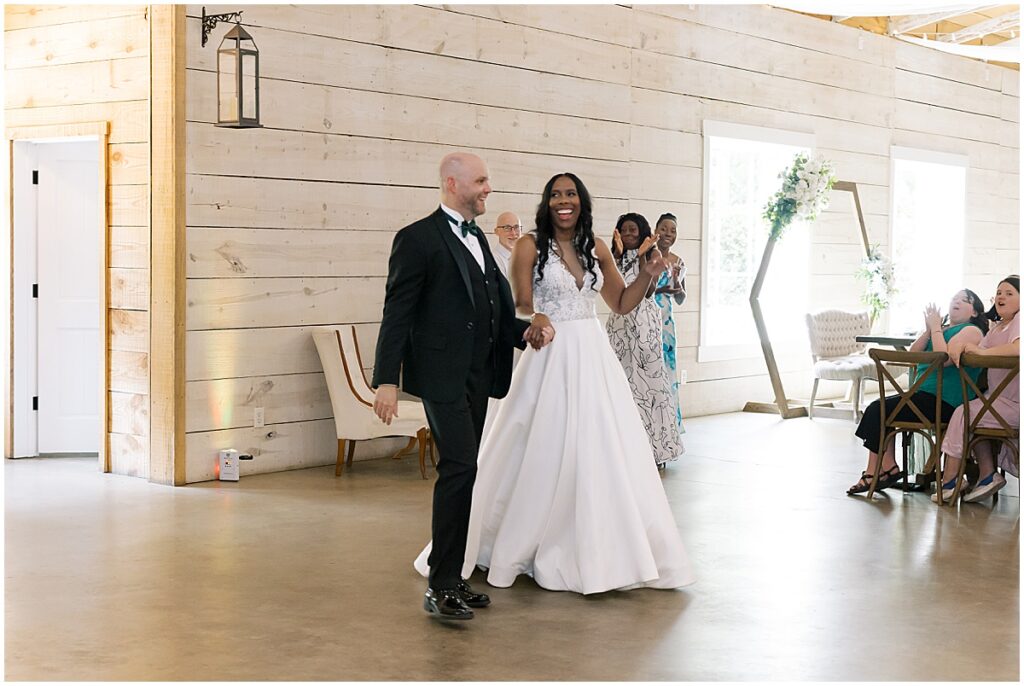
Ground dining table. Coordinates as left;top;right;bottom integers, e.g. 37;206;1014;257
855;334;917;350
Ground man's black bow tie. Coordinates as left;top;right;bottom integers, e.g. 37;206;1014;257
447;213;480;238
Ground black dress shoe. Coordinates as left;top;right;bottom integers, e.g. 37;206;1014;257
457;579;491;608
424;587;474;620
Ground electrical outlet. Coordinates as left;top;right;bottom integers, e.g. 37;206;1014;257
679;370;688;385
253;407;265;428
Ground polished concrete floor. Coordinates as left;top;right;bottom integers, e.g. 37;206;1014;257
4;412;1020;680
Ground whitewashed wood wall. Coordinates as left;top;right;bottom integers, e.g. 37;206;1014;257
183;3;1019;482
5;4;152;477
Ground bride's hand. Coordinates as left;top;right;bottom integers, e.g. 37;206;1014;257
524;313;553;350
539;325;555;348
641;246;666;278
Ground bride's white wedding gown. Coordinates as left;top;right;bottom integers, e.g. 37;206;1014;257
414;248;696;594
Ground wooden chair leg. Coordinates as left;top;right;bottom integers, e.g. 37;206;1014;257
933;440;946;505
417;428;428;480
809;379;819;419
346;440;356;468
950;440;973;504
391;436;417;460
867;433;886;499
336;439;346;477
902;431;911;494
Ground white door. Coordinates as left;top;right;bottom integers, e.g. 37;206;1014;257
36;141;100;454
12;142;39;457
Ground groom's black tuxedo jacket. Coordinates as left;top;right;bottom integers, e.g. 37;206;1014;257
372;207;530;403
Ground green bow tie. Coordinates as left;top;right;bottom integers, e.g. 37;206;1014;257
460;219;480;238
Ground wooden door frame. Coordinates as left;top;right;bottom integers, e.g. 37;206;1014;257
5;121;112;470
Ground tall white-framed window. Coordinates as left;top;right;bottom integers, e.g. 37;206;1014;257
699;121;814;362
888;146;968;335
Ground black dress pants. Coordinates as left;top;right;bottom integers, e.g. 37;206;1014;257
855;391;956;451
421;357;493;590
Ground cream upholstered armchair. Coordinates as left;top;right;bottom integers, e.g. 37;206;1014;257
804;310;877;421
312;325;434;479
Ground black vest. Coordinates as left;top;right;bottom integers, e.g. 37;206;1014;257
458;239;503;369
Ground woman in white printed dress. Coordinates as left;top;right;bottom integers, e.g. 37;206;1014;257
606;212;685;469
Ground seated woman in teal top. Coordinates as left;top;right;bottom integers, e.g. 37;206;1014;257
847;289;988;495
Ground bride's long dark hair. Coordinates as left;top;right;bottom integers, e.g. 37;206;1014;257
534;172;599;290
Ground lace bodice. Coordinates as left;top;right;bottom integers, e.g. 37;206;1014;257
533;249;604;323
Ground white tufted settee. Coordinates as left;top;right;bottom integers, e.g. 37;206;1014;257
804;310;877;420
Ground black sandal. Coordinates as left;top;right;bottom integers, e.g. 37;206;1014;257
847;471;875;495
847;465;902;496
876;464;907;490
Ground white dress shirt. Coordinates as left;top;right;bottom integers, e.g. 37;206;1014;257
493;243;513;280
440;202;485;272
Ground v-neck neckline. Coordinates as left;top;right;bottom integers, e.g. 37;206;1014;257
552;248;586;291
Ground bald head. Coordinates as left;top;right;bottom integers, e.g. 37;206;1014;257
493;211;522;251
438;152;480;186
439;152;491;220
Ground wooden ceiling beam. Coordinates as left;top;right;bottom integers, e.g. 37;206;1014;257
888;5;998;35
939;8;1019;42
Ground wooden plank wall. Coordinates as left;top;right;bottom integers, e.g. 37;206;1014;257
5;4;152;478
183;4;1019;482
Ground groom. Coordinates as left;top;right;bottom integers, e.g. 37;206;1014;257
372;152;553;620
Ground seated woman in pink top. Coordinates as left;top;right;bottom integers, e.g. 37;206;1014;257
935;275;1020;503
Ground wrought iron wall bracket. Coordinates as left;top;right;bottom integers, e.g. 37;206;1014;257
201;7;244;47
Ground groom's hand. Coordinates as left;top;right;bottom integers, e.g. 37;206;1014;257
373;385;399;425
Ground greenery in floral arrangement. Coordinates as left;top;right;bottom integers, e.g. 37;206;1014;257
762;152;837;240
855;245;896;324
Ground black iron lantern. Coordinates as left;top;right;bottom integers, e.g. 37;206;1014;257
216;23;261;128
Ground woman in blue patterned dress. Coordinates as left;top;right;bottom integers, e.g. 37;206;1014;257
653;213;685;434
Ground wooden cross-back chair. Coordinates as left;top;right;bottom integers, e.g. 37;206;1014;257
946;352;1020;504
312;325;435;479
866;349;949;500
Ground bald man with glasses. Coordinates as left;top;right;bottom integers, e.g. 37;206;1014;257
491;211;522;279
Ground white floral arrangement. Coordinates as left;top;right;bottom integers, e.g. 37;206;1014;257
763;152;837;240
855;245;896;323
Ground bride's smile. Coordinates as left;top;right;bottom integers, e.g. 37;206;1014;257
549;176;581;233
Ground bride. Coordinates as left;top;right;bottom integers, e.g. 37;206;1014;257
414;173;695;594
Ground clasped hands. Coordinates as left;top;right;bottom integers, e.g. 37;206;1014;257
611;232;668;279
923;303;943;333
524;313;555;351
656;262;684;295
924;303;976;367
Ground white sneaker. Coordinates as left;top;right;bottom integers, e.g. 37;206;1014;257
931;476;967;504
963;472;1007;503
